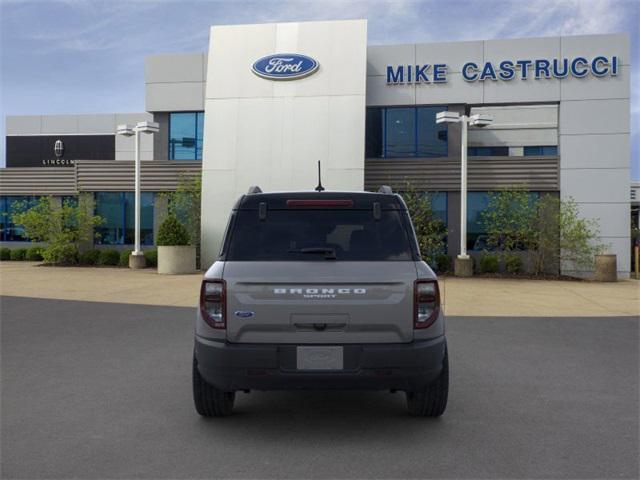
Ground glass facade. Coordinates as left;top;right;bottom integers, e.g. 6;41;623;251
168;112;204;160
524;146;558;156
366;107;448;158
468;146;509;156
0;196;39;241
467;191;540;251
94;192;154;245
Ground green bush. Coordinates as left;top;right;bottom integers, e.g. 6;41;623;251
119;250;133;267
144;249;158;268
157;214;190;246
504;253;523;274
479;253;499;274
98;249;120;266
42;244;79;265
10;195;103;266
435;254;452;273
0;248;10;261
79;249;101;265
10;248;27;261
26;246;43;261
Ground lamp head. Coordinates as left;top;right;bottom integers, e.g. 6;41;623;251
116;124;135;137
135;121;160;134
435;111;461;124
469;114;493;127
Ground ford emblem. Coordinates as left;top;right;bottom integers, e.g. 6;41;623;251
234;311;255;318
252;53;319;81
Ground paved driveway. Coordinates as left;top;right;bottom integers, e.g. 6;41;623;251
1;296;638;479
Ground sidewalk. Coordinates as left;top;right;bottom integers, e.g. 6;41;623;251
0;262;638;317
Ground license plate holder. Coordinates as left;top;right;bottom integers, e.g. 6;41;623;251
296;346;343;370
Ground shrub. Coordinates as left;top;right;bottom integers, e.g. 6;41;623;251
435;254;452;273
479;253;499;274
144;249;158;268
79;249;101;265
42;244;78;265
0;248;10;261
10;248;27;261
400;185;447;265
11;195;103;265
119;250;133;267
504;253;523;274
157;214;190;246
26;246;43;261
98;249;120;266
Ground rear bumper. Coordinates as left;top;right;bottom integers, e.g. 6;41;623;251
194;335;447;392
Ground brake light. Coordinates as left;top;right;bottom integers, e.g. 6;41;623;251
200;279;226;329
286;199;354;207
414;279;440;329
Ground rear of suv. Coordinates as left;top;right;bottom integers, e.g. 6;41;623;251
193;187;448;417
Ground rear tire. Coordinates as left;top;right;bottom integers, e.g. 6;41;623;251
406;347;449;417
192;355;235;417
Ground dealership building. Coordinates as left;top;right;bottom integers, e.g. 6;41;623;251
0;20;632;277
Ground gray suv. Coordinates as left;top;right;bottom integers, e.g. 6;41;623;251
193;187;448;416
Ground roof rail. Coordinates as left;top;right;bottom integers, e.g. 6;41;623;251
247;186;263;194
378;185;393;195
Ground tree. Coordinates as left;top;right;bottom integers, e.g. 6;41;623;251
11;195;103;265
400;185;447;266
480;187;536;252
161;174;201;262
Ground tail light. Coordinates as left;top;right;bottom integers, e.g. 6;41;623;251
414;279;440;329
200;279;226;329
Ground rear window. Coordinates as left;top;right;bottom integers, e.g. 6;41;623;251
225;209;416;261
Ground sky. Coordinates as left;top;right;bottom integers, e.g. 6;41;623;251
1;0;638;177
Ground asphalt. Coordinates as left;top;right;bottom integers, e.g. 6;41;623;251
1;296;638;479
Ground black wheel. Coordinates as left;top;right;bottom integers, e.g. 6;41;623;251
192;354;235;417
406;347;449;417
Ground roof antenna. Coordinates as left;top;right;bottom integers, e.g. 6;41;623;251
315;160;325;192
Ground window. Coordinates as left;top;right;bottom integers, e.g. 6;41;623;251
225;209;415;261
523;146;558;156
468;146;509;156
429;192;448;224
94;192;154;245
169;112;204;160
366;107;448;158
0;196;39;241
467;192;540;251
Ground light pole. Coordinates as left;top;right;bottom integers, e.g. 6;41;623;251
436;111;492;276
116;121;159;269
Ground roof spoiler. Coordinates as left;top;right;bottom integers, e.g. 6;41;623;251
378;185;393;194
247;186;262;194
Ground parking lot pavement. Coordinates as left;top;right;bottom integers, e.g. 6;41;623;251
1;262;639;317
1;296;638;479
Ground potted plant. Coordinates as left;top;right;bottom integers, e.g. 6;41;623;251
157;214;196;274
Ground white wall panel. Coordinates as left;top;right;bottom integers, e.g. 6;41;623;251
561;66;630;101
366;44;415;77
560;33;630;64
414;73;483;104
201;20;367;267
560;134;629;169
366;75;415;106
146;82;205;112
560;99;629;135
483;36;561;64
560;168;629;203
415;40;483;73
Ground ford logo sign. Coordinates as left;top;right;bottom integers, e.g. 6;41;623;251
234;311;255;318
252;53;319;81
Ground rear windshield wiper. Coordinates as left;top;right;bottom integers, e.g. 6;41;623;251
288;247;337;260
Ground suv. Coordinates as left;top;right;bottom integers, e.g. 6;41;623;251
193;187;448;417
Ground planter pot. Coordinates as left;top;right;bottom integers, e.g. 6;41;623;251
594;254;617;282
158;246;196;274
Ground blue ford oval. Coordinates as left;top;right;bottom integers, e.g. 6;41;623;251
252;53;319;80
